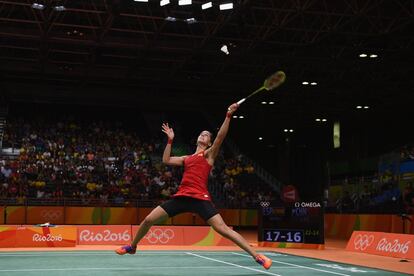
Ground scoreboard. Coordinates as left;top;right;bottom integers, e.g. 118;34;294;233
258;201;324;247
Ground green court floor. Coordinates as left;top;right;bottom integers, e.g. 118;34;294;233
0;251;408;276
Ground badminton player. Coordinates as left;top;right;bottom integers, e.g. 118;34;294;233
116;103;272;270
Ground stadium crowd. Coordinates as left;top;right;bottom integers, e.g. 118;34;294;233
0;118;271;208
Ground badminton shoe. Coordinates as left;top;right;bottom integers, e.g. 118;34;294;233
255;254;272;270
115;244;136;255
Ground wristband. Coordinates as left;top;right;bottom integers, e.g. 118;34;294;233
167;139;173;144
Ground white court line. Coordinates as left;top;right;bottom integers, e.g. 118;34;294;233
186;252;282;276
232;252;351;276
0;252;243;257
0;266;295;273
0;253;188;257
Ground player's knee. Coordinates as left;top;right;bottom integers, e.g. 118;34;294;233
143;215;155;226
214;223;231;236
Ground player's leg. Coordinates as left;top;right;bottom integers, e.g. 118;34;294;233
131;206;169;247
116;198;189;255
207;214;272;269
207;214;258;256
198;201;272;270
115;206;168;255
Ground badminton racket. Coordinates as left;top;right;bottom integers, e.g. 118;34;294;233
236;70;286;106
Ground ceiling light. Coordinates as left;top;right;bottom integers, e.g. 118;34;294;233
284;129;288;132
258;137;263;141
359;53;367;58
269;101;275;105
322;119;327;122
31;3;45;10
363;106;369;109
232;115;238;119
134;0;149;2
315;118;321;122
356;106;362;109
302;81;309;85
261;101;267;105
219;2;233;10
239;115;244;119
53;5;66;11
165;16;177;22
201;2;212;9
160;0;170;6
179;0;192;5
220;45;229;55
369;54;378;58
310;82;317;86
185;18;197;24
289;129;294;133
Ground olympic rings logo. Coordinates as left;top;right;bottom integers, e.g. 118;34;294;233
354;234;375;251
144;229;175;244
41;210;63;221
260;202;270;208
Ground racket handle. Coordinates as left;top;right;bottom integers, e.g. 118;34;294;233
237;98;246;105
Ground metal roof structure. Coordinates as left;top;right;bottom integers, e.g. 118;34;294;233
0;0;413;124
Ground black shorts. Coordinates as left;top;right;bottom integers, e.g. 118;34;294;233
160;196;219;221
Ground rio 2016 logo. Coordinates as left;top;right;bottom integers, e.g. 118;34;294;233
32;233;63;242
79;230;131;242
353;234;375;251
144;229;175;244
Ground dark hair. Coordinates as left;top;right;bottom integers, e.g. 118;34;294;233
207;131;215;142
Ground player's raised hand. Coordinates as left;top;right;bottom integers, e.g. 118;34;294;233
162;123;174;140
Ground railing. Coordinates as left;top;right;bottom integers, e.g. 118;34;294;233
0;197;259;209
0;105;7;150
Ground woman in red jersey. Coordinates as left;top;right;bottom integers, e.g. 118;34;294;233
116;103;272;270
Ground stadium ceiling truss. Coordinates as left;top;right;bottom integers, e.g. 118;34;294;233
0;0;413;115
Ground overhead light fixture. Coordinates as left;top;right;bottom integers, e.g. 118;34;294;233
302;81;309;85
179;0;192;5
31;3;45;10
369;54;378;58
185;18;197;24
239;115;244;119
165;16;177;22
363;106;370;109
356;105;362;109
220;45;229;55
359;53;367;58
258;137;263;141
232;115;238;119
315;118;321;122
269;101;275;105
284;129;288;132
219;2;233;10
202;2;212;9
160;0;170;6
53;5;66;11
261;101;267;105
310;82;317;86
289;129;294;133
322;119;327;122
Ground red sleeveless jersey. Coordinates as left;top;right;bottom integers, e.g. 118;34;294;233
173;151;212;201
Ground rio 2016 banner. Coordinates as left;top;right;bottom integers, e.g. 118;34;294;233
0;226;77;247
346;231;414;260
131;226;233;246
77;225;132;245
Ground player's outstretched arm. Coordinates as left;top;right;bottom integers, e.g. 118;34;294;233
161;123;185;166
207;103;238;160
